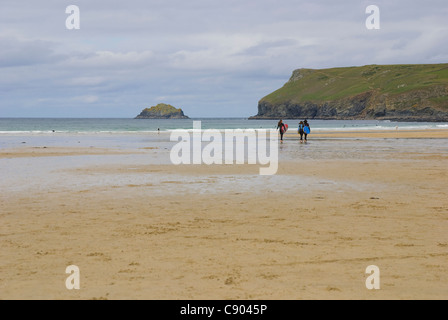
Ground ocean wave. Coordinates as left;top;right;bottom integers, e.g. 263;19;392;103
1;125;448;135
0;130;56;134
311;125;448;132
0;130;165;135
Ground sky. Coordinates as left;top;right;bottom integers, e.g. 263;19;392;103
0;0;447;118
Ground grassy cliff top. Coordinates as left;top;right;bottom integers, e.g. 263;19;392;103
262;64;448;104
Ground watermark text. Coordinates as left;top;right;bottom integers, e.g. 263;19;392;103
170;121;278;175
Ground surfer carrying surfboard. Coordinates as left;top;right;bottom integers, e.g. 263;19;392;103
277;119;287;142
298;121;305;143
303;119;310;142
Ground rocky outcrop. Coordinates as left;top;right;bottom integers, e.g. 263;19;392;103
250;64;448;121
135;103;189;119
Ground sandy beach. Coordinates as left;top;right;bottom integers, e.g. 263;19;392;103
0;129;447;300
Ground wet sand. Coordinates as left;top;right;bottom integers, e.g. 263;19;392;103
0;129;447;300
286;128;448;139
0;147;142;159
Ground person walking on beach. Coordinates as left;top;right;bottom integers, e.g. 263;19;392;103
277;119;286;142
303;119;310;142
298;121;304;143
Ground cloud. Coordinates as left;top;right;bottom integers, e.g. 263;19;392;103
72;95;100;103
0;36;64;68
0;0;447;117
238;39;299;57
69;77;106;86
66;50;155;69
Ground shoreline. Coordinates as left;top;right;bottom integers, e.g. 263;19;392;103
0;128;447;138
285;128;448;139
249;117;448;122
0;122;447;137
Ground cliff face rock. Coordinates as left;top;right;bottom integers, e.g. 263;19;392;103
135;103;189;119
251;64;448;121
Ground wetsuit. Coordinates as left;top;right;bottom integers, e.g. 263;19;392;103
277;122;286;141
298;124;304;141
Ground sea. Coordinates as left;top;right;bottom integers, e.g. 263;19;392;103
1;117;447;151
1;118;447;134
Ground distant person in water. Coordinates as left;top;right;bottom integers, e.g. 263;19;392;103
298;121;304;143
277;119;286;142
303;119;310;142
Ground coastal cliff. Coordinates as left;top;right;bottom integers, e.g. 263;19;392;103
250;64;448;121
135;103;189;119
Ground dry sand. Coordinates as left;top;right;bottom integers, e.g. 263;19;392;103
0;130;447;300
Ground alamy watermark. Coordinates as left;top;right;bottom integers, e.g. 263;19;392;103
170;121;279;175
365;5;380;30
65;265;80;290
365;265;380;290
66;5;80;30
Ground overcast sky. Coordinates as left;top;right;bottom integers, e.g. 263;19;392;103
0;0;447;118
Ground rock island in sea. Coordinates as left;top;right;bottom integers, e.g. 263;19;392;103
135;103;189;119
